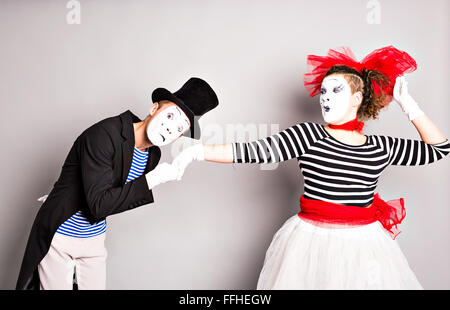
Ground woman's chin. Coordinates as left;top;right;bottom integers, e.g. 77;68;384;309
324;115;346;125
323;116;335;124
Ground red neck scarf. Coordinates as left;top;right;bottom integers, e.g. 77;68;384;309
328;117;365;134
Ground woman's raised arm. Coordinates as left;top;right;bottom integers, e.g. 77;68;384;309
385;77;450;166
411;114;447;145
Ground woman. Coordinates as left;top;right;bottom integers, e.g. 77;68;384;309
173;46;449;289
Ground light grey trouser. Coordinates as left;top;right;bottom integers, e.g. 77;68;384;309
38;232;107;290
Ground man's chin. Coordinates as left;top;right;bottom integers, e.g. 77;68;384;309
151;137;172;147
147;134;162;146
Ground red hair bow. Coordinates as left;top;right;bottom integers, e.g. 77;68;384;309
303;46;417;100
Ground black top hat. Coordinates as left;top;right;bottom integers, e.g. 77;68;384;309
151;77;219;139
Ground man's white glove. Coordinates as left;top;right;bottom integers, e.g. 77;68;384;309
145;162;179;190
392;76;425;121
37;194;48;202
172;144;205;180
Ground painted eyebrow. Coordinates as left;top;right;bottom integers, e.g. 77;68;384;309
324;79;345;87
175;107;190;126
322;78;338;86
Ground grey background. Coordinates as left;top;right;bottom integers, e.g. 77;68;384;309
0;0;449;289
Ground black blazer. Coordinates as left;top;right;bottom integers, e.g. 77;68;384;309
16;110;161;290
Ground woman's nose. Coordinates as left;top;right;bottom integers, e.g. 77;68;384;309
166;127;172;134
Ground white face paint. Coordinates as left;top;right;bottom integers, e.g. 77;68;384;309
146;105;191;146
319;75;353;124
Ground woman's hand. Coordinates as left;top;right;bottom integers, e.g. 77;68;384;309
145;163;179;189
172;144;205;180
392;77;447;144
172;143;234;179
392;76;425;121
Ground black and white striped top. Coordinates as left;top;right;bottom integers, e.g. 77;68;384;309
232;122;450;207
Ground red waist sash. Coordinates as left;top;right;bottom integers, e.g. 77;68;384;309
298;193;406;240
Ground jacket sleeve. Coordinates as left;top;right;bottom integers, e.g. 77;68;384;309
384;135;450;166
232;122;318;163
79;125;155;220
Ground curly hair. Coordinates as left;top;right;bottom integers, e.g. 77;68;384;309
324;65;391;121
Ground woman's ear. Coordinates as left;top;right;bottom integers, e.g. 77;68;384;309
149;102;159;116
352;91;363;108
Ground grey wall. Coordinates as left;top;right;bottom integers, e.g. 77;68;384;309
0;0;448;289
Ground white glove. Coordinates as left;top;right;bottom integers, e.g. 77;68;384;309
145;162;179;190
172;144;205;180
37;194;48;202
392;76;425;121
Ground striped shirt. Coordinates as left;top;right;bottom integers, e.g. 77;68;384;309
233;122;450;207
56;147;150;238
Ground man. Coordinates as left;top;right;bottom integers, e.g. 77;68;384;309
16;77;219;290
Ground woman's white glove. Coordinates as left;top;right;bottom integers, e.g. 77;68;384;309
172;144;205;180
145;162;179;190
392;76;425;121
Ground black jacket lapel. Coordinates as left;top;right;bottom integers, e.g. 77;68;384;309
119;110;161;184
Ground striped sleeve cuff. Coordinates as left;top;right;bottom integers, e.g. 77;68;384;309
431;138;449;147
232;142;240;163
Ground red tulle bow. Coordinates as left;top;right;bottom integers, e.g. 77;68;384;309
328;117;365;134
303;46;417;103
372;193;406;240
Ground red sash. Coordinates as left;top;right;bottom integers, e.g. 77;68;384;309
298;193;406;240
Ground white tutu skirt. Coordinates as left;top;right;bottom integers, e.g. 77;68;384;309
257;215;423;290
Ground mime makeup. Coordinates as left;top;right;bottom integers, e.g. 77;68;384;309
146;105;190;146
319;75;353;124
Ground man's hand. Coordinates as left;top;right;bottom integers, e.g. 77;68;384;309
172;144;205;180
392;76;424;121
37;194;48;202
145;163;179;190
